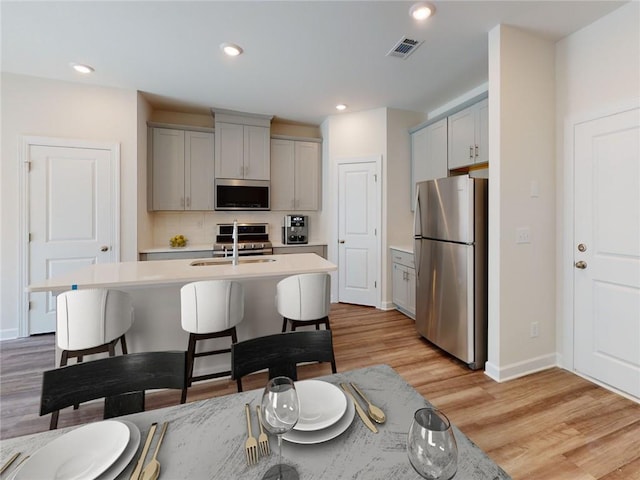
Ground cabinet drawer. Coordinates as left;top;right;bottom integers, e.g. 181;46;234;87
390;249;414;268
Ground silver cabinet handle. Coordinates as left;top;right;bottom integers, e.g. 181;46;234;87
186;197;191;208
475;145;479;157
100;246;109;252
469;146;474;159
575;261;587;269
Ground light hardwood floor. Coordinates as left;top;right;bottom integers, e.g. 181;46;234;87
1;303;638;479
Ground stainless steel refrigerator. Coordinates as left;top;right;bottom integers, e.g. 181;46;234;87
413;175;488;370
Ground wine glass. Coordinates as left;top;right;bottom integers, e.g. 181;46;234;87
260;376;300;480
407;407;458;480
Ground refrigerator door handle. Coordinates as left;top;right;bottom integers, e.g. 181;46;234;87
413;184;422;276
414;238;422;277
413;184;421;238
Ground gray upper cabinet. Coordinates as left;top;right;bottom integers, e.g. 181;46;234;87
213;110;273;181
447;98;488;169
271;138;321;211
410;117;448;207
149;127;214;211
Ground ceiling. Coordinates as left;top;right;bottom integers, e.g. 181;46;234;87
1;1;625;126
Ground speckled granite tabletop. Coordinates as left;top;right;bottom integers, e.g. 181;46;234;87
1;364;511;479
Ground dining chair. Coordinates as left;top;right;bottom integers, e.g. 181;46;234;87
231;330;337;391
277;273;331;332
40;351;187;430
56;288;134;367
180;280;245;400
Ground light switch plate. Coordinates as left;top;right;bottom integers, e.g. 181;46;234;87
516;227;531;244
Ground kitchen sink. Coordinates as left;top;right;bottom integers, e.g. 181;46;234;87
190;258;276;266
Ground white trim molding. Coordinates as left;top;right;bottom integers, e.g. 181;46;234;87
485;353;557;382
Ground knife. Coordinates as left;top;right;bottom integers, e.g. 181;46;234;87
339;383;378;433
130;422;157;480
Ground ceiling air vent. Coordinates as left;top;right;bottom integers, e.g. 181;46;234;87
386;37;423;59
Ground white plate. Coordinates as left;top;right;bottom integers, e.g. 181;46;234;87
96;421;141;480
283;396;355;444
15;420;130;480
294;380;347;432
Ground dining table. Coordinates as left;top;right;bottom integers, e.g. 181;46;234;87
0;364;511;479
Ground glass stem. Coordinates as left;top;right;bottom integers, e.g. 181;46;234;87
278;434;283;478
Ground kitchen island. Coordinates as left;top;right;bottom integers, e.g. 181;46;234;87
28;253;337;374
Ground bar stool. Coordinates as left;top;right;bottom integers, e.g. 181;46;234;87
56;288;134;367
180;280;244;401
277;273;332;332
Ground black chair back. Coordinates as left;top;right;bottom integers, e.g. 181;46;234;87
41;350;187;429
231;330;337;391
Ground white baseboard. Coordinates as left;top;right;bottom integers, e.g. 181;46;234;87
379;301;396;311
484;353;557;382
0;328;19;341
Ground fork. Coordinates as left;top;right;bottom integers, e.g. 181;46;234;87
255;405;271;457
244;403;259;465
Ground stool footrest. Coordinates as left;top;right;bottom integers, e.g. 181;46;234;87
193;347;232;358
191;370;232;383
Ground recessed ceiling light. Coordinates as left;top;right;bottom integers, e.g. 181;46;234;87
409;2;435;21
71;63;94;74
220;42;243;57
336;104;347;111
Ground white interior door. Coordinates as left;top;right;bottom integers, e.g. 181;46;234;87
337;159;379;307
27;141;119;334
574;107;640;398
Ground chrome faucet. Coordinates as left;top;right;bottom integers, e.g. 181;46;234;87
232;219;239;266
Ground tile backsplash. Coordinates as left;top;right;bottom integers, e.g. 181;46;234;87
151;211;322;247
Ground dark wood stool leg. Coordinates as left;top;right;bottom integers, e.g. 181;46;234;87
281;317;288;332
119;335;128;355
50;410;59;430
231;327;243;392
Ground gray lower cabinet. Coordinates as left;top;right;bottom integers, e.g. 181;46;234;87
139;250;214;261
391;248;415;319
273;245;327;259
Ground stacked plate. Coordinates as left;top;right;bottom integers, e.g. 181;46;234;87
12;420;141;480
283;380;356;445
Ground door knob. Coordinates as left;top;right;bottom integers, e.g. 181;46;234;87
339;240;345;244
100;246;109;252
575;260;587;269
577;243;587;252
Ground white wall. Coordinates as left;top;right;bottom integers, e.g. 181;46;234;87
0;73;138;338
320;108;387;303
486;26;557;380
385;108;425;307
555;2;640;369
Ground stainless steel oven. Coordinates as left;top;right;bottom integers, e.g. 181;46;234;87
212;223;272;257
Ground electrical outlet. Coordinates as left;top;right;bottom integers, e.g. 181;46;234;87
530;322;539;338
516;227;531;244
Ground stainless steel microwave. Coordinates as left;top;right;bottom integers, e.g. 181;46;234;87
214;179;270;210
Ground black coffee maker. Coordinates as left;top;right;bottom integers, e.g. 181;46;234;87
282;215;308;244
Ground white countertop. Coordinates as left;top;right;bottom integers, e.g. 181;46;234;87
28;253;336;293
139;241;328;253
389;245;414;255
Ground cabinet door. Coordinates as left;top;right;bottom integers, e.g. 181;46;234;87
294;141;320;210
152;128;185;210
215;122;244;179
270;139;295;210
448;106;476;169
475;99;489;164
406;266;416;318
392;263;409;311
427;119;448;178
244;126;270;180
185;131;214;210
411;126;428;208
